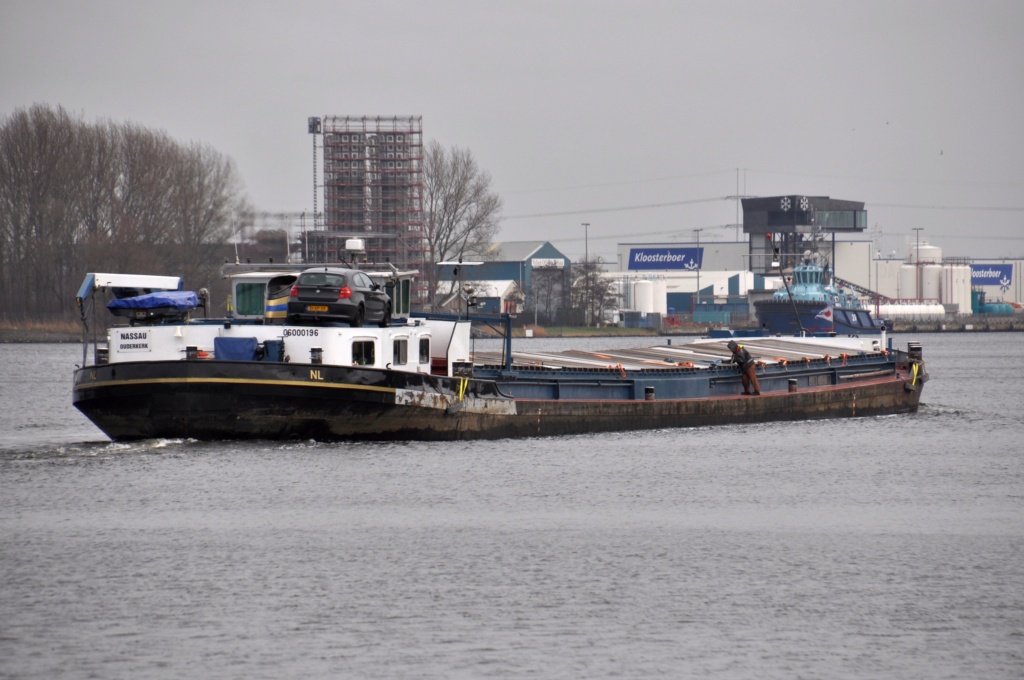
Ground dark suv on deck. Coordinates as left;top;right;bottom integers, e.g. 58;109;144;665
286;267;391;327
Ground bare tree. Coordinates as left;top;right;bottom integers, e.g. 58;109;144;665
74;120;119;269
167;141;244;286
106;123;180;273
0;105;84;316
0;104;247;321
421;140;502;310
530;266;570;325
571;258;618;326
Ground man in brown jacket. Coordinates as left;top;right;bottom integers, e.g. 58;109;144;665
727;340;761;395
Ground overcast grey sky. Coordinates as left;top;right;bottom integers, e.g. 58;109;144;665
3;0;1022;262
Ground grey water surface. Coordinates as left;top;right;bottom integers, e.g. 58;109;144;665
1;334;1022;679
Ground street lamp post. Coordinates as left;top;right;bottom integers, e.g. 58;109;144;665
875;251;881;316
693;228;703;316
582;222;590;326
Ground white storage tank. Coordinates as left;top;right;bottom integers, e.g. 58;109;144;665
878;302;945;320
959;265;973;316
878;303;900;319
941;263;969;314
942;265;956;306
915;244;942;263
634;280;655;314
613;278;631;309
899;265;918;300
922;264;943;302
653;279;668;315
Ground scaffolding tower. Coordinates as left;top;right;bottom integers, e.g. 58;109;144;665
311;115;426;300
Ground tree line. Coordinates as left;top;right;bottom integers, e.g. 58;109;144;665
0;104;246;321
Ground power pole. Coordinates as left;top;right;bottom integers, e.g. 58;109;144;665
693;227;703;315
582;222;590;326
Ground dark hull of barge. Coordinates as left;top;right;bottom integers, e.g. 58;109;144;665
73;357;924;442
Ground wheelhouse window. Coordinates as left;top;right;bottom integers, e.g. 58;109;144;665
814;210;868;230
234;283;266;316
419;338;430;364
393;338;408;365
352;340;375;366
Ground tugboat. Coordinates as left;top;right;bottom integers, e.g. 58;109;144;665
755;251;889;336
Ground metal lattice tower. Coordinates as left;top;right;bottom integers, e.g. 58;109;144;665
312;116;425;289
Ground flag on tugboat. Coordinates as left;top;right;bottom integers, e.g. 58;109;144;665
815;305;834;322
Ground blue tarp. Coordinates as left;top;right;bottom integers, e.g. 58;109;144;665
214;337;259;361
77;272;183;302
107;291;199;311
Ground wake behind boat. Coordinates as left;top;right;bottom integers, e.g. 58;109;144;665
72;269;927;442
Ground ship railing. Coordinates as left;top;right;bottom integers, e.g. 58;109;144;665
412;310;515;373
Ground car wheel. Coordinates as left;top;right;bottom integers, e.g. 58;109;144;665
351;304;364;327
378;303;391;328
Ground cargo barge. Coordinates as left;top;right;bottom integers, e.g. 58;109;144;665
72;272;927;442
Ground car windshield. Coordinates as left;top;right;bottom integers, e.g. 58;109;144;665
299;272;346;287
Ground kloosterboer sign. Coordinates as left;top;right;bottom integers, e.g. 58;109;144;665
971;263;1013;286
628;247;702;271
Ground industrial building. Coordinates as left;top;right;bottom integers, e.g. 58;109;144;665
420;194;1019;326
435;241;572;323
611;196;870;323
611;195;1021;324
